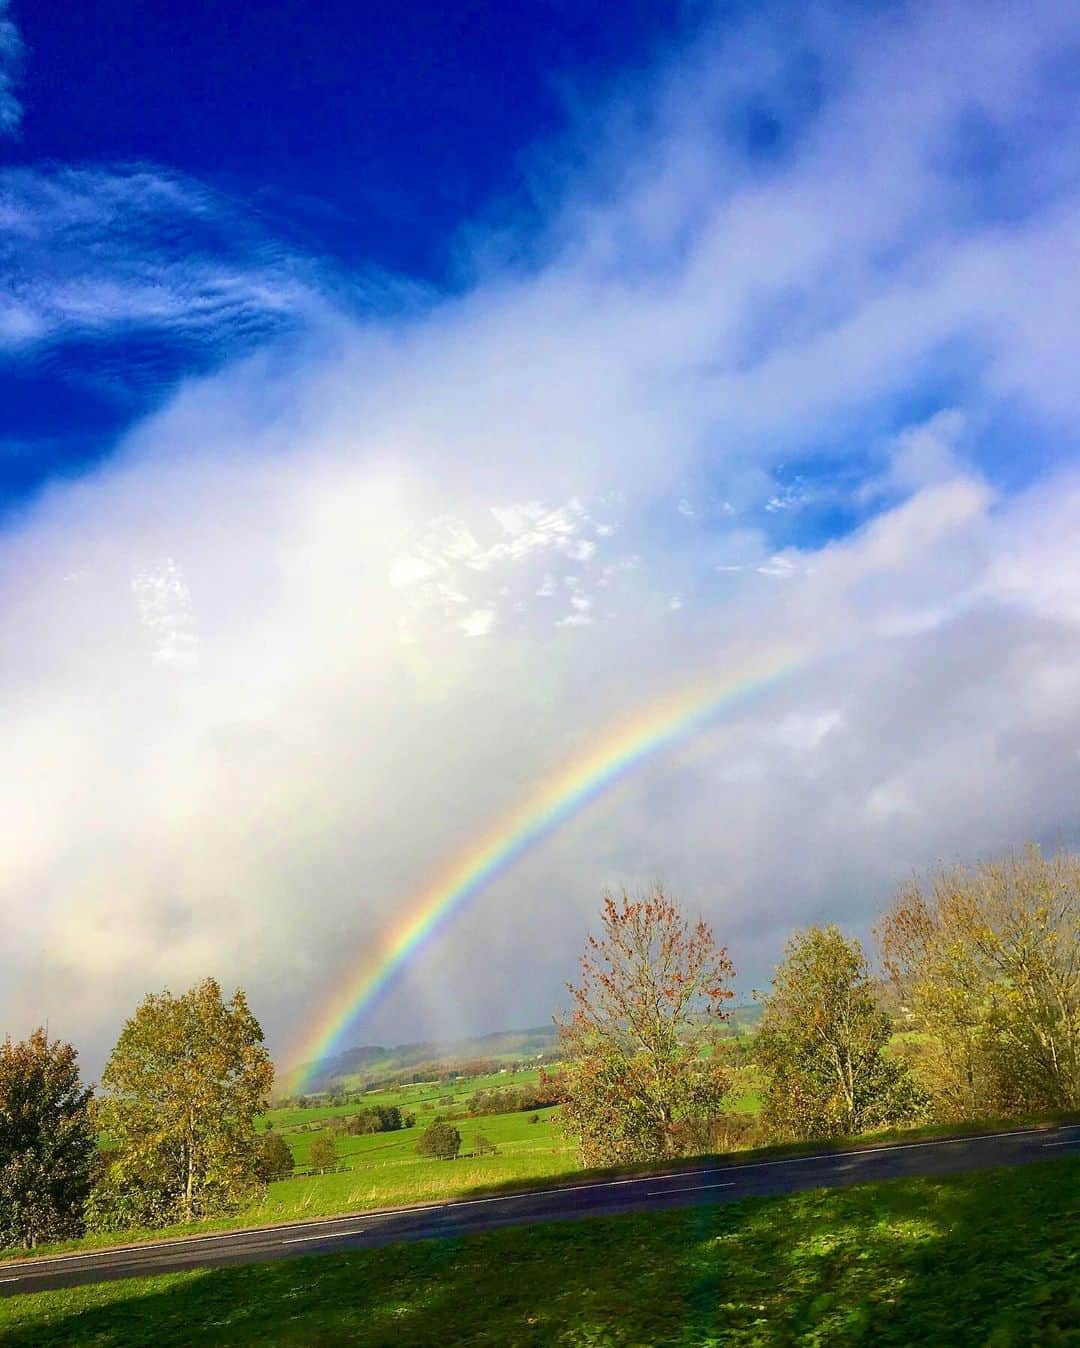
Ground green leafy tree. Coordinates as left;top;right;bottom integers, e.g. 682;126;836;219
91;978;273;1227
556;887;735;1165
0;1029;96;1249
309;1133;338;1173
756;925;924;1141
879;846;1080;1118
255;1130;295;1181
473;1133;498;1155
416;1121;461;1160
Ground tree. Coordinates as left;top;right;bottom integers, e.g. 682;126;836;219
473;1132;498;1156
556;886;735;1165
416;1121;461;1160
0;1029;96;1250
309;1134;338;1173
879;846;1080;1118
91;978;274;1228
255;1131;295;1182
755;925;924;1141
755;925;923;1141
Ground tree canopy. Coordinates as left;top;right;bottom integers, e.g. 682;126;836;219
255;1130;294;1182
90;978;273;1228
879;845;1080;1117
557;887;735;1164
416;1121;461;1160
755;925;924;1141
0;1029;96;1249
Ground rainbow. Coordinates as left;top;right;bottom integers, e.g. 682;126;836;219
289;650;798;1091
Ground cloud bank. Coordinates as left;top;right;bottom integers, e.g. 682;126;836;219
3;0;1080;1074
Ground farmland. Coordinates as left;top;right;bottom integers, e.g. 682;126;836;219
0;1051;772;1262
253;1065;573;1219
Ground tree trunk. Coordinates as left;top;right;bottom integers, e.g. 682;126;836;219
185;1115;196;1222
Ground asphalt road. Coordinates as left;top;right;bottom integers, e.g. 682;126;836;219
2;1124;1077;1297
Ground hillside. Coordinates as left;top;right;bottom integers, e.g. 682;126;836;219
291;1005;762;1095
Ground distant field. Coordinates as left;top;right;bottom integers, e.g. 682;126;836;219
259;1066;548;1133
3;1158;1075;1346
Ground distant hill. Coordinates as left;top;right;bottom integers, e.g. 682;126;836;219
289;1006;761;1097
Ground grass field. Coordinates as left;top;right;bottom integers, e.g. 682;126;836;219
0;1072;576;1261
1;1157;1074;1346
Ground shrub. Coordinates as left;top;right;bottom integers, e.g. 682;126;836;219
415;1121;461;1161
309;1134;338;1173
255;1131;294;1181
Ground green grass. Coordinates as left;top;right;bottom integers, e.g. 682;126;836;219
1;1158;1074;1346
0;1105;574;1261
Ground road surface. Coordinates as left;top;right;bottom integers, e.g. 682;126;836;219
2;1124;1076;1297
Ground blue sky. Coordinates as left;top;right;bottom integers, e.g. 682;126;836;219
2;0;695;506
2;0;1080;1068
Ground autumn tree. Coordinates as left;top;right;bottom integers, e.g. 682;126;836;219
755;925;924;1141
879;846;1080;1118
0;1030;96;1250
90;978;274;1228
556;886;735;1165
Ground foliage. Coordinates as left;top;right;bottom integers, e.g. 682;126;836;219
336;1104;408;1135
308;1134;338;1173
253;1132;294;1182
755;925;926;1140
465;1070;567;1118
0;1030;96;1250
472;1133;498;1156
415;1121;461;1160
91;979;273;1228
556;886;734;1164
879;845;1080;1118
2;1160;1075;1347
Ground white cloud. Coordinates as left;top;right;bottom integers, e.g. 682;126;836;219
460;608;496;637
131;558;199;667
0;166;335;361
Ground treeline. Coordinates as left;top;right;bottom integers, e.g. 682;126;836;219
1;844;1076;1251
447;1070;567;1119
332;1104;415;1135
557;846;1080;1165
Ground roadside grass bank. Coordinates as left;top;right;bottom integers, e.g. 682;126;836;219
1;1110;1074;1266
1;1158;1076;1346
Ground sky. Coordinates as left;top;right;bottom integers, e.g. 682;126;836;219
2;0;1079;1078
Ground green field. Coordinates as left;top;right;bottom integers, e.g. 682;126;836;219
2;1158;1074;1346
0;1071;576;1261
260;1067;550;1135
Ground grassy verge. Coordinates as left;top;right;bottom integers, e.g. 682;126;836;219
1;1158;1076;1346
